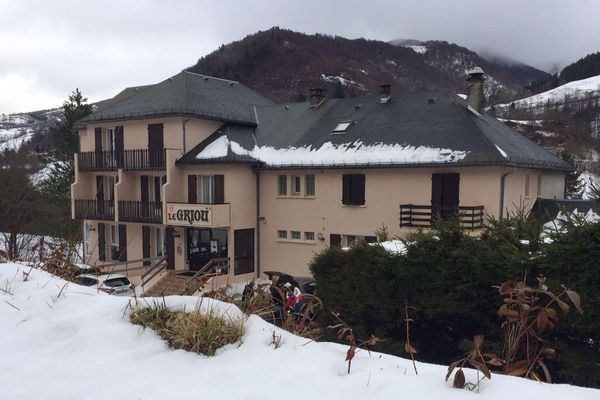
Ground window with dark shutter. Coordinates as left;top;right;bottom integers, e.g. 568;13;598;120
98;223;106;261
188;175;197;204
214;175;224;204
118;224;127;262
342;174;365;205
330;233;342;247
115;126;124;168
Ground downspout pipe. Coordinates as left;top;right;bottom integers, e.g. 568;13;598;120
182;119;190;153
499;171;512;220
255;166;261;279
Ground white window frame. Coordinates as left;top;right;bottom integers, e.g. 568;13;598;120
109;225;119;261
291;176;301;196
155;227;166;257
290;231;301;240
277;230;288;240
278;175;287;196
304;232;315;241
198;175;215;204
305;175;315;196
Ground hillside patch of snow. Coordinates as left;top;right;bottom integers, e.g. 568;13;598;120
496;74;600;111
403;44;428;54
1;263;599;399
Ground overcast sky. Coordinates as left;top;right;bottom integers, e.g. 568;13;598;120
1;0;599;114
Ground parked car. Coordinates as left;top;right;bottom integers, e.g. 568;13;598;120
263;271;316;295
75;273;135;296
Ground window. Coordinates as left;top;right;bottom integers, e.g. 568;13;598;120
102;128;116;152
332;121;353;133
278;175;287;196
234;229;254;275
305;175;315;196
84;222;93;256
342;174;366;205
155;227;166;257
304;232;315;241
109;225;119;261
291;231;301;240
277;230;288;239
291;176;301;195
198;175;215;204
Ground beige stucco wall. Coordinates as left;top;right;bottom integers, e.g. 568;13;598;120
258;166;566;277
79;117;222;153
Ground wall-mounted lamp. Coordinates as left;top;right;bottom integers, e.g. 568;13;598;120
317;233;325;241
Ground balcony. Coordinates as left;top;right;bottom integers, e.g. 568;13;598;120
74;199;115;221
77;149;166;172
400;204;484;230
118;201;163;224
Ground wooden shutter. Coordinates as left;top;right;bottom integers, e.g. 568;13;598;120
96;176;104;202
443;173;460;209
431;173;443;217
140;176;149;204
352;174;365;205
118;224;127;262
115;126;124;168
214;175;224;204
142;226;150;266
188;175;197;204
94;128;102;168
154;177;161;204
234;229;255;275
342;175;351;205
330;234;342;247
98;223;106;261
166;227;175;270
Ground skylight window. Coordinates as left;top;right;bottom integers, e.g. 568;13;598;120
332;121;353;134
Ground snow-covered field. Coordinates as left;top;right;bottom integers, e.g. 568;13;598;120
1;263;598;399
496;74;600;111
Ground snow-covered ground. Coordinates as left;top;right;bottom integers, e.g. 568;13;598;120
495;74;600;111
197;136;468;166
1;263;598;399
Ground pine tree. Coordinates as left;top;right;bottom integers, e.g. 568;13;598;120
332;81;346;98
39;89;93;238
560;150;584;199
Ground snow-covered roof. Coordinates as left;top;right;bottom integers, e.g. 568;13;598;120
180;90;570;170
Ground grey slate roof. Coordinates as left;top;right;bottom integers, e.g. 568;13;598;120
76;71;274;128
183;90;571;171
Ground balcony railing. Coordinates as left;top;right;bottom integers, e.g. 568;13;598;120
118;201;163;224
400;204;484;230
74;199;115;221
77;149;166;172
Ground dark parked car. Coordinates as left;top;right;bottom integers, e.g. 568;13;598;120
263;271;316;295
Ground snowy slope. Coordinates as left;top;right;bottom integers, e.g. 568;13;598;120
496;74;600;110
1;263;598;400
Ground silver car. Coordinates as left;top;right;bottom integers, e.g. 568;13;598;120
76;273;135;296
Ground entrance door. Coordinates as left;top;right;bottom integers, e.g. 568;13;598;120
431;173;460;220
187;228;211;271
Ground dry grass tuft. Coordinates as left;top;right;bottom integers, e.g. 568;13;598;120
130;301;244;356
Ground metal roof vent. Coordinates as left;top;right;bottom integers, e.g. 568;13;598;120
204;77;208;81
428;98;436;104
354;104;362;110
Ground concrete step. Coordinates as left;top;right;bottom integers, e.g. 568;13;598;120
143;273;206;297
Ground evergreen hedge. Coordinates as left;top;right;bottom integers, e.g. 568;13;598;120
310;217;600;388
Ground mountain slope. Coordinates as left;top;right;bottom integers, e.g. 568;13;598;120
187;28;548;103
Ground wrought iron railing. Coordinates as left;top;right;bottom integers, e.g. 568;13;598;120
118;201;163;224
77;149;166;171
74;199;115;221
400;204;484;230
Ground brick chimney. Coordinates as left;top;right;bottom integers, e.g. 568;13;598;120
466;67;485;113
379;84;391;104
309;88;326;108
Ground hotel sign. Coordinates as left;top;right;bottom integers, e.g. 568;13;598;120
166;203;213;227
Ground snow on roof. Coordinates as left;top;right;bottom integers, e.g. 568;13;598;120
2;262;599;399
196;136;468;167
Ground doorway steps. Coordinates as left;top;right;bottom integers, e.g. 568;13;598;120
143;272;210;297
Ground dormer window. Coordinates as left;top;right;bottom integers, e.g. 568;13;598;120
332;121;354;134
